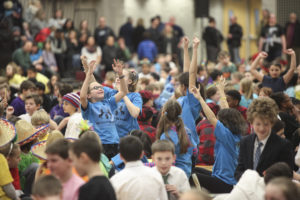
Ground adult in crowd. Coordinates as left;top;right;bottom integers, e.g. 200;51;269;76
48;9;66;29
30;9;48;38
79;19;91;37
159;23;180;61
227;16;243;64
132;18;145;52
12;40;32;74
202;17;224;63
137;32;158;63
119;17;134;51
147;17;161;49
50;29;67;77
259;13;286;62
168;16;184;40
256;9;270;44
94;17;115;49
285;12;300;64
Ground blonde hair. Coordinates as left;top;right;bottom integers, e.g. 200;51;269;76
46;130;64;148
31;109;50;126
105;71;116;82
240;78;254;100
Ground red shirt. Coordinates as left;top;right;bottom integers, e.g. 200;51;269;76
138;121;157;143
9;167;21;190
196;119;216;165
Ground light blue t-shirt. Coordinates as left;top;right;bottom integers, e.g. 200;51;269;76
239;94;258;108
177;90;202;145
212;121;241;185
160;127;195;177
114;92;143;138
155;82;174;110
81;96;119;144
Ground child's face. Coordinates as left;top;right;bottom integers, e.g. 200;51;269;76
23;88;35;97
265;183;286;200
68;150;86;177
245;72;253;80
152;151;175;175
62;101;76;114
47;154;72;178
7;147;21;168
211;91;221;103
25;98;39;115
142;64;151;75
269;65;281;78
88;82;104;101
6;65;13;76
252;117;272;140
226;95;238;108
259;91;267;97
219;56;230;65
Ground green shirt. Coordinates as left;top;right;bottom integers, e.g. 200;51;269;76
18;152;39;190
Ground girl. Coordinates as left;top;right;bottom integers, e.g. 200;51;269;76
190;81;247;193
6;62;26;90
111;69;142;138
42;40;58;74
156;99;196;178
259;87;272;97
206;86;220;104
250;50;296;92
239;77;258;108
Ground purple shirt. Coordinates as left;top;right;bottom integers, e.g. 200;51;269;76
10;96;25;116
50;103;69;119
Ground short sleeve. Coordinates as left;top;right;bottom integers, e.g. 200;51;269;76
186;90;202;119
0;154;13;186
130;93;143;113
104;87;117;99
81;101;91;120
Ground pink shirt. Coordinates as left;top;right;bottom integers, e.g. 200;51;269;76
63;173;85;200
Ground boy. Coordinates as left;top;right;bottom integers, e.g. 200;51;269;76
35;81;52;113
225;90;247;121
152;140;190;200
27;66;50;94
216;51;237;80
45;139;84;200
234;98;294;181
69;137;116;200
110;136;168;200
19;94;42;123
60;92;82;139
32;175;62;200
10;80;36;116
80;59;127;159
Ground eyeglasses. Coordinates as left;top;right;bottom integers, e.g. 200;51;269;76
90;85;103;91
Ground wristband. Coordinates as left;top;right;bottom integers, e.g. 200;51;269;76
119;75;125;79
220;97;227;101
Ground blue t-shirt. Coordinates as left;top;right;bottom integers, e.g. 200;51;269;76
239;94;258;108
81;96;119;144
103;87;143;137
155;82;174;110
262;76;286;92
177;90;202;145
160;127;195;177
114;92;142;138
212;121;241;185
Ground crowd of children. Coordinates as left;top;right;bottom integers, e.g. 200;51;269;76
1;2;300;199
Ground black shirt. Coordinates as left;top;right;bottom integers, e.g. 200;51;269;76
78;176;117;200
260;24;284;53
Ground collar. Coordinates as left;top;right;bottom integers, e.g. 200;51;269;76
256;133;271;146
125;160;144;168
154;166;172;177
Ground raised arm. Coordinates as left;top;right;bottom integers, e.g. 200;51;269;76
216;77;229;109
250;52;267;82
188;37;200;91
283;49;296;84
80;60;96;109
123;95;141;118
112;60;128;103
190;86;217;127
281;35;287;53
183;36;190;73
81;56;96;83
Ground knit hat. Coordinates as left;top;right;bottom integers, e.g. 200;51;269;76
15;120;49;146
63;93;80;108
0;118;16;148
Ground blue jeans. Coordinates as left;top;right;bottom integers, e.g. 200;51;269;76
229;46;241;64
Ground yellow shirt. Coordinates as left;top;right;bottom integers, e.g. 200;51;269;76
36;73;50;94
0;154;13;200
8;74;27;88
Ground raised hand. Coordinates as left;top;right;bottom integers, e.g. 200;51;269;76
190;86;201;100
86;60;96;75
81;55;88;71
183;36;190;49
216;76;226;92
193;37;200;48
259;51;268;59
285;49;295;56
112;59;124;76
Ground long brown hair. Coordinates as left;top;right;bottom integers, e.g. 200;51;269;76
156;99;190;154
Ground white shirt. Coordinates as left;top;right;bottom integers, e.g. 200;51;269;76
214;170;265;200
65;112;83;139
81;46;102;64
153;166;190;193
110;160;168;200
19;113;31;123
253;134;270;164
